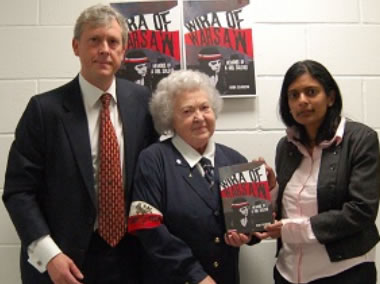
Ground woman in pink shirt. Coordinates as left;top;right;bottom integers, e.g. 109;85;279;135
258;60;380;284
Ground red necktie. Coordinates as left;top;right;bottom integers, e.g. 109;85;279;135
98;93;126;247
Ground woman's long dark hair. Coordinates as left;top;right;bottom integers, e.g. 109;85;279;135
279;60;342;145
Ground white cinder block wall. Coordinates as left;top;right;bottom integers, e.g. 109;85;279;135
1;0;380;283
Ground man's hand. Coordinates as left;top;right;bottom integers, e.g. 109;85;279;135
47;253;84;284
199;275;217;284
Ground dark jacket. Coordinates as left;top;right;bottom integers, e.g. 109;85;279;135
2;76;158;283
131;140;248;284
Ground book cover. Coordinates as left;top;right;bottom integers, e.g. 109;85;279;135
219;161;273;233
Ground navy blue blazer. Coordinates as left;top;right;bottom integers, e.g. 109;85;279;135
2;76;158;283
131;139;248;284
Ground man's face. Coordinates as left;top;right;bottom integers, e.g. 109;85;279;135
72;19;126;90
134;63;148;77
208;59;221;73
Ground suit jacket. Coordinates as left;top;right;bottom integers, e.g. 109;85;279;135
131;140;248;284
2;76;158;283
275;120;380;262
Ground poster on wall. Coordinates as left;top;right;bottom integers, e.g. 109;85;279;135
111;1;181;91
183;0;256;97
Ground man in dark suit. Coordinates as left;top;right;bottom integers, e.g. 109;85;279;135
2;4;157;284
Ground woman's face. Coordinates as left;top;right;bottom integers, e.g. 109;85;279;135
172;89;216;154
287;73;335;137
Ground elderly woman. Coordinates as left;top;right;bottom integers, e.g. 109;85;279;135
259;60;380;284
128;70;255;284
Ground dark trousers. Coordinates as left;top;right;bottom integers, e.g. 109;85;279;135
274;262;376;284
81;232;141;284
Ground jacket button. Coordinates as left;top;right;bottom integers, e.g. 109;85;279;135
214;237;221;243
214;211;220;216
213;261;219;268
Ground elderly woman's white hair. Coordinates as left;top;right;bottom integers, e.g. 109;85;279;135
150;69;223;135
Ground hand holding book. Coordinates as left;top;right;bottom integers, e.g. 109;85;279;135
224;231;252;247
254;219;283;240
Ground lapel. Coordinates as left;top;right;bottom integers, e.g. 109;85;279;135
317;144;341;212
213;148;223;187
277;140;303;185
276;141;303;219
115;79;135;192
172;145;218;210
61;77;96;206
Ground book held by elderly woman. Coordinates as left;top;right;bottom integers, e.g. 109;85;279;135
219;161;273;233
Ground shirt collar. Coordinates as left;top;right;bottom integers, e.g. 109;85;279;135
287;117;346;149
78;73;117;108
171;135;215;168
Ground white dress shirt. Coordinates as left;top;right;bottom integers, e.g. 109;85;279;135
27;74;125;273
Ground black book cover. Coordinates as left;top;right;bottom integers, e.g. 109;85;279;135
219;161;273;233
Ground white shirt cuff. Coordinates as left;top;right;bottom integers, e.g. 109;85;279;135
27;235;62;273
281;217;318;244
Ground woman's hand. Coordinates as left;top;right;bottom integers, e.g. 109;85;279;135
252;219;283;240
224;231;252;247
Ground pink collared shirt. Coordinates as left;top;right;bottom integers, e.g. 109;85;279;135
275;118;375;283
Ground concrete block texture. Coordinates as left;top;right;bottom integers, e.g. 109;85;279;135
0;27;79;79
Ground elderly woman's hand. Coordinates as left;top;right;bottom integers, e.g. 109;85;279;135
224;231;252;247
